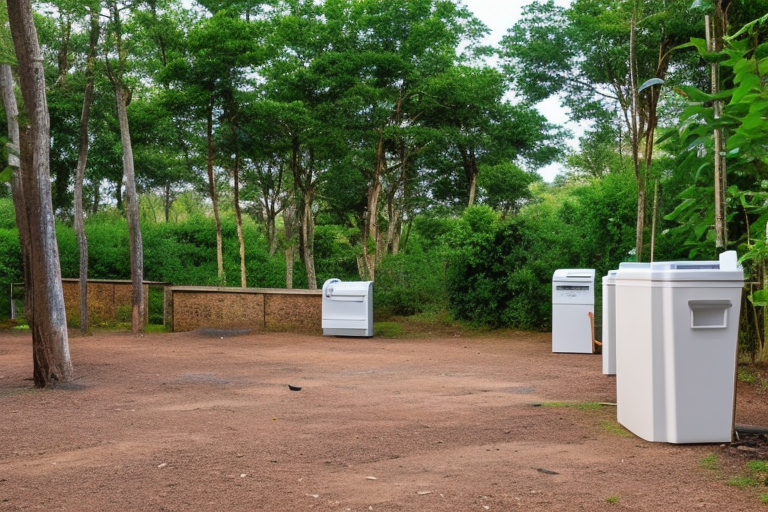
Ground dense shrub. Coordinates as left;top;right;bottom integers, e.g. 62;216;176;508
374;238;448;316
313;224;359;285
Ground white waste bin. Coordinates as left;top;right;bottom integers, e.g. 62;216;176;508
322;278;374;337
603;263;650;376
614;251;743;443
552;269;596;353
602;270;618;375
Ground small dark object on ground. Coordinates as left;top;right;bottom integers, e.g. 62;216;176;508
536;467;559;475
288;385;302;391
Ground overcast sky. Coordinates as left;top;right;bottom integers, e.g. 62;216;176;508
461;0;577;182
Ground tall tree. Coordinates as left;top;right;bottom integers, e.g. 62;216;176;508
73;4;100;334
501;0;702;261
5;0;73;386
105;0;144;333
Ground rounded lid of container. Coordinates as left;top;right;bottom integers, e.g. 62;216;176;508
615;262;744;282
552;269;595;282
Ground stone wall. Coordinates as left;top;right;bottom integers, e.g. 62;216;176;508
167;286;322;333
61;279;153;326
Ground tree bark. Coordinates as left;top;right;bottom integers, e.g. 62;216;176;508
283;206;296;289
707;13;727;249
106;1;144;334
74;9;99;334
290;139;317;289
206;96;225;284
1;64;32;325
114;83;144;333
629;11;645;262
362;129;385;281
233;150;247;287
8;0;73;386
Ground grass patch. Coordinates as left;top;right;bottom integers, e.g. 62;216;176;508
700;454;720;471
760;494;768;504
540;401;603;410
747;460;768;475
374;322;403;338
605;496;619;504
737;364;768;391
599;420;634;438
726;476;761;489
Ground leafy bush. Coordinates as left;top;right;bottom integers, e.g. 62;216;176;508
313;224;359;284
374;239;448;316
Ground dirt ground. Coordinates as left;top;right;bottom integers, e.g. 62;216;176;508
1;327;767;511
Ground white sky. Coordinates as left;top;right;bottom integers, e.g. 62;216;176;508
462;0;577;182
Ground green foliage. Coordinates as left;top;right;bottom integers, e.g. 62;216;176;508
374;240;448;316
444;205;564;329
700;454;720;471
0;198;15;229
313;224;359;284
0;227;22;317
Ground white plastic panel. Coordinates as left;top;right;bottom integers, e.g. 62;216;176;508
615;252;743;443
322;279;373;337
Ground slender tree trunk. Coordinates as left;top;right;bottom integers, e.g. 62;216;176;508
707;13;727;249
74;10;99;335
283;206;296;289
114;84;144;333
301;189;317;289
362;129;385;281
206;97;224;284
233;151;247;287
8;0;73;387
1;64;32;326
650;179;659;262
164;182;172;222
629;12;645;262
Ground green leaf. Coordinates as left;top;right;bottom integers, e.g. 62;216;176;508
749;289;768;307
664;198;696;222
638;78;664;93
730;73;760;105
0;166;12;183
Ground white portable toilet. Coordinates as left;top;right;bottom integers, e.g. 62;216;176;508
614;251;744;443
322;278;374;337
552;269;596;353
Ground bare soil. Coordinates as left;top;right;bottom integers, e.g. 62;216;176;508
1;327;767;511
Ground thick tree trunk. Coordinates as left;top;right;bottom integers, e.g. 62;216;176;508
114;83;144;334
8;0;73;387
73;10;99;335
206;97;225;284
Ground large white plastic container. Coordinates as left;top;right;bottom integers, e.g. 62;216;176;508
603;263;650;376
322;279;374;337
552;269;596;353
614;251;743;443
602;270;618;375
